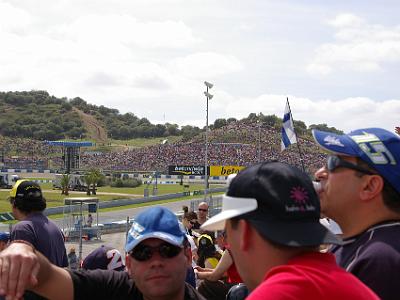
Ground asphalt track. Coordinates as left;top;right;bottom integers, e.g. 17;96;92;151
65;196;217;260
1;196;221;260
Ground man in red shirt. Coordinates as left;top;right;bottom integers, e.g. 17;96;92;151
202;161;378;299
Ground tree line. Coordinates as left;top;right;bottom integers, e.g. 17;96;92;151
0;90;342;141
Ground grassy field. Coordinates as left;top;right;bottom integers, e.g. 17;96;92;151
0;182;221;213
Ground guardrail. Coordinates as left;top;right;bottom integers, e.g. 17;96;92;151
0;187;227;221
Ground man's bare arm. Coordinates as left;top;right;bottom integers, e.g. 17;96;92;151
0;242;73;300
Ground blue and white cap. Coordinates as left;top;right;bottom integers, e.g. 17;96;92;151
312;128;400;195
125;206;186;253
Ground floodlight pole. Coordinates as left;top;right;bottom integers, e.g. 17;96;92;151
257;120;261;162
204;81;213;201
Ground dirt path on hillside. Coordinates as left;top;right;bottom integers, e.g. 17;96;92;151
73;108;108;143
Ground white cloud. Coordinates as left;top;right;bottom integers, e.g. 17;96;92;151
0;2;32;34
57;14;201;49
206;94;400;133
0;1;398;135
307;13;400;75
169;52;243;80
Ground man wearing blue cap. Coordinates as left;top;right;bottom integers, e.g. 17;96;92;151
0;206;205;300
313;127;400;300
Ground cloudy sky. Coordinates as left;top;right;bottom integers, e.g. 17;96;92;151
1;0;399;132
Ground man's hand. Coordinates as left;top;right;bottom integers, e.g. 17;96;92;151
0;242;40;300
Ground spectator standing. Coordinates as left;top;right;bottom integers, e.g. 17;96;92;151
9;180;68;267
193;202;209;229
196;234;221;269
67;247;78;270
86;214;93;227
182;207;198;237
313;127;400;300
202;161;378;299
196;249;244;300
0;206;205;300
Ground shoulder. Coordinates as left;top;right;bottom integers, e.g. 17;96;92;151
185;283;206;300
348;225;400;265
248;260;378;300
70;270;141;299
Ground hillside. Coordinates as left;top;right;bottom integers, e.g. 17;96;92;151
73;107;107;142
0;90;343;144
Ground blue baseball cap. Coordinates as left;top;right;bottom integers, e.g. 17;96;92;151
0;232;10;242
312;128;400;195
125;206;186;253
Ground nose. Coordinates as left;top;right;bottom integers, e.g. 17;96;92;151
314;166;328;182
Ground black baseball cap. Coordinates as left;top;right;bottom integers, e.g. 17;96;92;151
202;161;341;247
9;180;43;201
82;245;125;271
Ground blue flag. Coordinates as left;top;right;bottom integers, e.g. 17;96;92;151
281;100;297;151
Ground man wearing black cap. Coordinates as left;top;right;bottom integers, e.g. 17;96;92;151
202;161;378;299
9;180;68;267
313;127;400;300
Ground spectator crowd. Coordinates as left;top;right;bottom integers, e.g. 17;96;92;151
1;121;326;175
0;126;400;299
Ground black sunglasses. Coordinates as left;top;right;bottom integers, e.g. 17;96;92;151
326;155;374;175
130;242;183;262
198;208;208;212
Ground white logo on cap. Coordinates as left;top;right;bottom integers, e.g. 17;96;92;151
323;136;344;147
129;221;145;239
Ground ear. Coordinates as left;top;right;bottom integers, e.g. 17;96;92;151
360;175;384;202
125;254;131;271
238;219;252;252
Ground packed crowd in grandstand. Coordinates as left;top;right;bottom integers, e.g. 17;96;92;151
0;121;325;174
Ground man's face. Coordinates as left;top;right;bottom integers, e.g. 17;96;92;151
225;220;250;286
314;155;363;220
126;238;191;300
197;204;209;220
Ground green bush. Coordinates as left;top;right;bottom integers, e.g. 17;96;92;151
110;178;142;188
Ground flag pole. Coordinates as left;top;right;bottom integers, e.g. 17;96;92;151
286;97;306;172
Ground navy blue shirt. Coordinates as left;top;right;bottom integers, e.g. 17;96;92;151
11;212;68;267
331;221;400;300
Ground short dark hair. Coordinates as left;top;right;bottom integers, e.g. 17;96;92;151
183;210;197;221
228;217;317;251
356;158;400;213
9;196;46;213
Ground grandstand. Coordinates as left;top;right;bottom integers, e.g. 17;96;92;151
0;120;326;175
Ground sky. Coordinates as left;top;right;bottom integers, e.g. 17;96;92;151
0;0;399;133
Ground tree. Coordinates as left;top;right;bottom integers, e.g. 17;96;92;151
261;114;280;127
213;118;227;129
308;123;343;135
293;120;307;136
60;174;71;195
83;172;94;196
83;169;104;195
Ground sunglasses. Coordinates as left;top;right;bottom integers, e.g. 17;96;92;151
189;220;197;226
326;155;374;175
198;208;208;212
130;242;183;262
